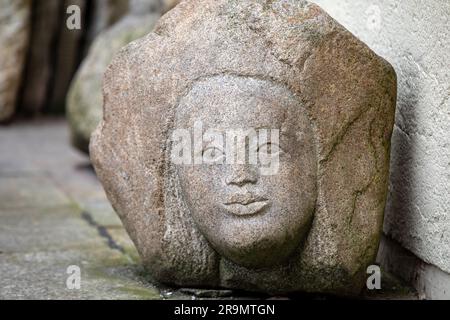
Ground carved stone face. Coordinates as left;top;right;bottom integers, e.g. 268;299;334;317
174;76;317;268
92;0;397;294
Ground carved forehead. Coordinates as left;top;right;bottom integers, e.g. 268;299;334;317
174;75;310;132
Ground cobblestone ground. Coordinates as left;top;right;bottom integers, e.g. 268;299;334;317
0;118;418;300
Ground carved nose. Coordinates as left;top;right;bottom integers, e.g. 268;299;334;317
225;165;258;186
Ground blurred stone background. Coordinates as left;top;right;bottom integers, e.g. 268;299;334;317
0;0;176;122
0;0;448;300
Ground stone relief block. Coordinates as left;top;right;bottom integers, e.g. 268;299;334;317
91;0;397;295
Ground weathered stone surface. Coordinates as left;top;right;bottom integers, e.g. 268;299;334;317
91;0;397;295
67;12;160;152
0;0;31;122
312;0;450;281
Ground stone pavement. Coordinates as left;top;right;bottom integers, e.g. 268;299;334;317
0;118;418;300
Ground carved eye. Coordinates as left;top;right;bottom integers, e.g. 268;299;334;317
202;146;225;164
257;142;281;156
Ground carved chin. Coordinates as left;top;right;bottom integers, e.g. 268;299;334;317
206;227;305;269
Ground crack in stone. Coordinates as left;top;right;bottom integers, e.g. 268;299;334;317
81;211;125;254
319;106;369;164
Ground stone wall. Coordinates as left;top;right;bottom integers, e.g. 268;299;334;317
311;0;450;298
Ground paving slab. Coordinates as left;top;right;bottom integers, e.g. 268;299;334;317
0;206;104;254
0;175;73;209
0;249;161;300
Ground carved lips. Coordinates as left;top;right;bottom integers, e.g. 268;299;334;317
223;193;270;216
